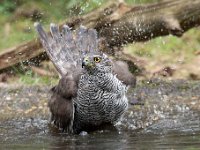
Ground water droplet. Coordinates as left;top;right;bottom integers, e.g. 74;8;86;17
79;131;88;136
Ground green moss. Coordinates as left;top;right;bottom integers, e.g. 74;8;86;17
125;28;200;64
17;71;59;85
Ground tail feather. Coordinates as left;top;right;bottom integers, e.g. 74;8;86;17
76;26;89;55
88;28;98;53
35;22;63;73
50;23;61;43
35;22;99;76
62;25;80;65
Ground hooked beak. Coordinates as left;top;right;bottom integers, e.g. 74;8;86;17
82;61;86;68
82;57;94;69
82;57;89;68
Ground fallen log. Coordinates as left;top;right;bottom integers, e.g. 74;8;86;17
0;0;200;72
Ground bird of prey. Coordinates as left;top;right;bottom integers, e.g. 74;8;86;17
35;23;136;134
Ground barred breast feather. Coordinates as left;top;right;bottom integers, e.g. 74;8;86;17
73;72;128;133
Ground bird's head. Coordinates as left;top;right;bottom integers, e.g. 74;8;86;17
82;53;112;74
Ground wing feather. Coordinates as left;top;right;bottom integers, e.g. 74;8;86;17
62;25;80;64
88;28;98;53
50;23;61;43
76;26;89;55
34;22;99;76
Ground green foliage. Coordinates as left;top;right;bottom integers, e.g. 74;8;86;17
126;28;200;61
0;0;17;14
0;0;107;51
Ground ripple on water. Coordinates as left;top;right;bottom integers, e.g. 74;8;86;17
0;80;200;149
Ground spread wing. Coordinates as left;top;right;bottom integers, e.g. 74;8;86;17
34;22;98;76
34;23;99;133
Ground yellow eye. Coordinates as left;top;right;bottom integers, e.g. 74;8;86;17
93;57;101;63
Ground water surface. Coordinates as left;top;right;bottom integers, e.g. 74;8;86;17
0;80;200;149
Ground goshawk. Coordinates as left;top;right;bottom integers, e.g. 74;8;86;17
35;23;135;134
